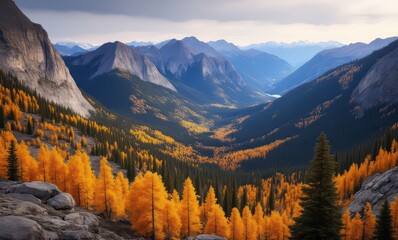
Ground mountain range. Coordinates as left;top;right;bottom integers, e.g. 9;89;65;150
134;37;268;107
271;37;398;94
241;41;343;68
208;40;293;91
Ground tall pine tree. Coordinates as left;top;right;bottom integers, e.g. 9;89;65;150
374;199;393;240
290;133;342;239
7;140;19;181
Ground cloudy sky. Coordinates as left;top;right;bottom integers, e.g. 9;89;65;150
15;0;398;46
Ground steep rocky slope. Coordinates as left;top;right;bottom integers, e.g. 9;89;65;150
349;166;398;215
0;0;94;117
351;46;398;114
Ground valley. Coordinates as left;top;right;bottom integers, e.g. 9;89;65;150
1;0;398;239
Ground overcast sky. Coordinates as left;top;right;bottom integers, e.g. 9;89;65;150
14;0;398;46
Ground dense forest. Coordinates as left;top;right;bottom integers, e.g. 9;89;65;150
1;70;398;239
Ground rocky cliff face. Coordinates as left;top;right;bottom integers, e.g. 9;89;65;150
72;41;176;91
0;180;128;239
349;167;398;215
351;46;398;114
0;0;94;117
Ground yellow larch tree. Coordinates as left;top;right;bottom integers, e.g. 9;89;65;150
0;135;9;179
113;171;129;218
80;151;96;209
390;196;398;239
67;151;95;209
15;141;38;182
229;207;244;240
37;145;50;182
67;153;85;206
362;202;376;240
263;215;271;240
180;177;202;237
341;209;352;240
125;173;143;219
126;171;168;240
94;157;116;218
242;206;258;240
203;186;217;225
48;147;65;188
163;199;182;240
349;212;363;240
253;203;264;239
269;210;283;240
204;203;230;239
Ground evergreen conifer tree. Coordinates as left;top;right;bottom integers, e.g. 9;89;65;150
7;140;19;181
290;133;342;239
374;199;393;240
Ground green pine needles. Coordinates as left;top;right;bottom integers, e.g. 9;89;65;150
290;133;342;239
7;140;20;181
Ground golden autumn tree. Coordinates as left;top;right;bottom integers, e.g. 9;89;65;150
269;210;284;240
0;136;9;179
48;147;65;188
80;151;96;209
126;171;168;240
390;196;398;239
230;207;244;240
94;157;116;218
254;203;265;239
37;145;50;182
15;141;38;182
203;186;217;225
180;177;201;237
349;212;363;240
163;199;182;240
242;206;258;240
67;151;95;209
341;209;352;240
204;203;230;239
113;171;129;218
362;202;376;240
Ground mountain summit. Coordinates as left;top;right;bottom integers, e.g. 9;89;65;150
72;41;176;91
0;0;94;117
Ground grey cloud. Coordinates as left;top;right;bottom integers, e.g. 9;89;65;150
14;0;349;25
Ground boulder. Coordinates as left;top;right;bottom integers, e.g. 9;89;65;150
60;230;95;240
0;215;45;239
349;166;398;215
48;192;75;210
6;192;42;205
64;212;99;228
0;180;17;193
12;201;47;216
6;181;61;201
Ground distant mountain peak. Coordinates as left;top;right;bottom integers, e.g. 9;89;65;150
56;41;95;50
72;41;176;91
